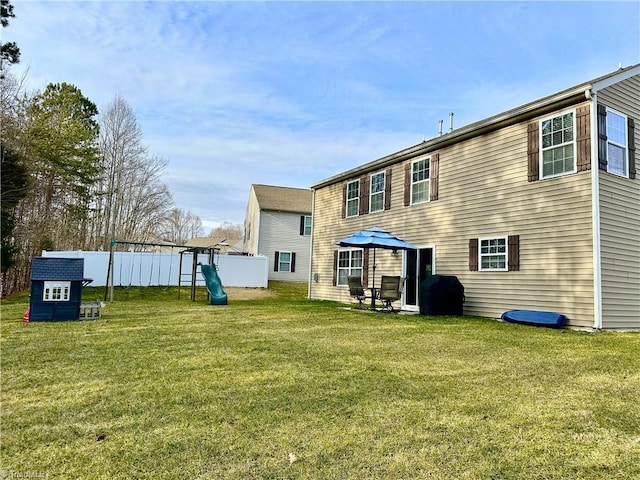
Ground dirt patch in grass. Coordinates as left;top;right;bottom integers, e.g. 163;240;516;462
225;287;275;301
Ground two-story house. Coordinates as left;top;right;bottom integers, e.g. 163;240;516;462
243;184;313;282
309;64;639;330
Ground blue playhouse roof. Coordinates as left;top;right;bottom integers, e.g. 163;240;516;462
31;257;85;281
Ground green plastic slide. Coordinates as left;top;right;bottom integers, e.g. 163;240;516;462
200;263;228;305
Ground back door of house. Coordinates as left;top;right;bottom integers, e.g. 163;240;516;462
403;247;434;311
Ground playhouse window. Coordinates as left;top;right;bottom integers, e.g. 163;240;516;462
43;281;71;301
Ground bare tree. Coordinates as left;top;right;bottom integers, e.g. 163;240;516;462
160;208;203;245
209;222;243;244
92;95;173;248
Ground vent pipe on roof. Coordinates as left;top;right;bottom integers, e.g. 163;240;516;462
449;112;454;133
438;119;444;136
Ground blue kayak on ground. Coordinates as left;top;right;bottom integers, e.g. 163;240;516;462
501;310;567;328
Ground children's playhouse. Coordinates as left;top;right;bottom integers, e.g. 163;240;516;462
28;257;97;321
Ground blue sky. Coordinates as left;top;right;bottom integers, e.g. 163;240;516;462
6;1;640;231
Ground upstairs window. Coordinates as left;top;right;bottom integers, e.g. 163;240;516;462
541;111;575;178
369;171;385;213
346;180;359;218
300;215;312;236
411;157;430;204
606;108;628;177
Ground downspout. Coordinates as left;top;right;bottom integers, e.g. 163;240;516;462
588;89;603;330
307;189;316;300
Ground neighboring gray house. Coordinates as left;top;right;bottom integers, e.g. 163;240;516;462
243;184;313;282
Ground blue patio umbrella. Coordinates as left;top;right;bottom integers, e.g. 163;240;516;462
335;226;417;290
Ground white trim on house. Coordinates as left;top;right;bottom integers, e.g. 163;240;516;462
590;91;603;330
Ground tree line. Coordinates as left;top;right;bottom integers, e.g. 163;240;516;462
0;1;215;295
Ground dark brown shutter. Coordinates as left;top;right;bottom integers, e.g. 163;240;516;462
527;122;539;182
576;105;591;172
384;168;392;210
508;235;520;272
469;238;478;271
299;216;305;235
332;251;338;286
404;163;411;206
359;175;370;215
430;153;440;201
363;249;369;287
628;117;636;179
291;252;296;273
341;183;347;218
274;251;279;272
597;104;608;170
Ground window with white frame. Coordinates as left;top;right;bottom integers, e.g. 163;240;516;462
346;180;359;217
369;171;385;213
411;157;430;204
278;251;292;272
337;249;363;286
541;111;575;178
479;237;507;271
43;281;71;301
606;108;628;177
303;215;312;236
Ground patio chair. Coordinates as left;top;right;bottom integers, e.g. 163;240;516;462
347;275;368;308
378;275;404;313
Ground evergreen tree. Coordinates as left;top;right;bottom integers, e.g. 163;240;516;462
1;0;20;70
0;144;28;273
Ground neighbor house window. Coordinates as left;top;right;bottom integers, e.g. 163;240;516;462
606;108;628;177
369;171;385;213
274;251;296;273
43;281;71;301
411;157;430;204
337;249;363;286
300;215;312;236
479;237;507;271
541;110;575;178
346;180;359;217
279;251;291;272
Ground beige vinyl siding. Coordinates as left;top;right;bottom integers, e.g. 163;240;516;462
311;108;595;327
597;76;640;329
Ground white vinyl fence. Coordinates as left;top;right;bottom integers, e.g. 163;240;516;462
41;251;269;288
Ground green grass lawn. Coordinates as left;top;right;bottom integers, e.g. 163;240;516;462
1;282;639;479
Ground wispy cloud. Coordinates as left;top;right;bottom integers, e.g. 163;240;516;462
8;0;640;230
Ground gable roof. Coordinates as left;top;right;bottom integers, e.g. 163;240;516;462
312;63;640;189
185;236;235;254
252;184;312;214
